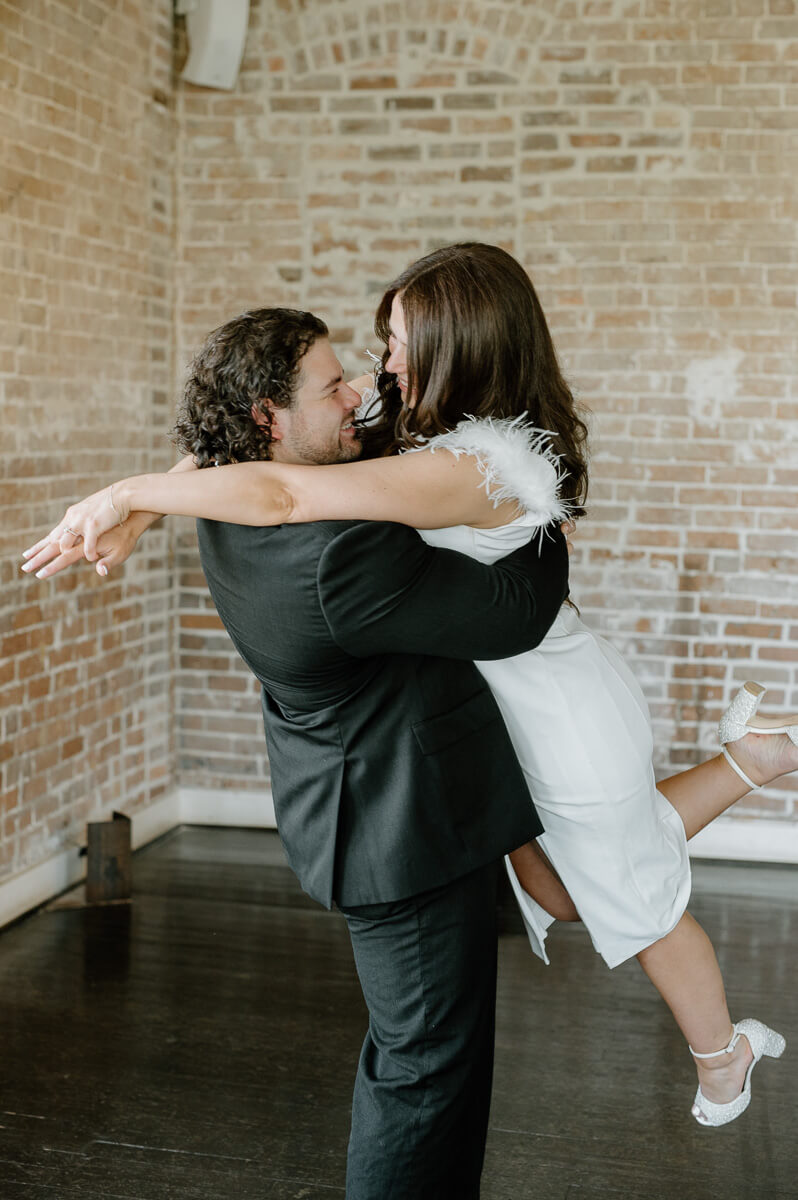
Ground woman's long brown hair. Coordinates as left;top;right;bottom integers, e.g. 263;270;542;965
361;242;589;515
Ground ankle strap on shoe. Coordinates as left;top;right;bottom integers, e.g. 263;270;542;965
721;746;761;792
690;1027;741;1059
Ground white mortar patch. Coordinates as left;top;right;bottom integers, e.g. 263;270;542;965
685;349;744;422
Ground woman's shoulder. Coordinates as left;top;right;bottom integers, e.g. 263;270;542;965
421;416;572;527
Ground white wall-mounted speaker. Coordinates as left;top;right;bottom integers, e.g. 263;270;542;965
177;0;250;91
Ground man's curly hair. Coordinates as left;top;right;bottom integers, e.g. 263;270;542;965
172;308;329;467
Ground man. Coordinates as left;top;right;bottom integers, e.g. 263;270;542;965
28;308;569;1198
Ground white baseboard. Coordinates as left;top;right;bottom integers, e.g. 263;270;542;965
1;788;794;931
689;816;798;865
0;842;87;932
0;786;274;931
176;785;276;828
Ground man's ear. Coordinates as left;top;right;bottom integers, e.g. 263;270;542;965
251;399;282;439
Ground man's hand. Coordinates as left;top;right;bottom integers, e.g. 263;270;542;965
21;512;159;580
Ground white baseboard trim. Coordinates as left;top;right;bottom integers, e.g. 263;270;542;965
1;789;794;931
0;786;274;931
0;843;86;932
176;785;276;828
0;790;185;931
131;789;183;848
689;817;798;865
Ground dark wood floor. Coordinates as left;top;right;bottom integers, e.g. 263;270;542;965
0;827;795;1200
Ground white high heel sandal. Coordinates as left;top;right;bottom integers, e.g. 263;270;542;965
718;681;798;790
690;1018;786;1127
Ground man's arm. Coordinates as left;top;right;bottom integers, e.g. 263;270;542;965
318;521;568;661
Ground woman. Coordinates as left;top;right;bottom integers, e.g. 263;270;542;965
23;243;795;1127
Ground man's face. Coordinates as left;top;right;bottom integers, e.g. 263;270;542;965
265;338;363;465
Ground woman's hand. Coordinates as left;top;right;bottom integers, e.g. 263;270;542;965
22;482;131;567
21;456;196;580
22;509;154;580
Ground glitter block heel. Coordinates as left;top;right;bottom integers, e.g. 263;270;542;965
719;682;798;748
690;1018;786;1127
717;682;798;790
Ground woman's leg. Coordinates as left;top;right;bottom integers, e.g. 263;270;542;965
657;730;798;841
512;733;798;911
514;845;758;1110
509;740;763;914
636;912;753;1112
639;732;797;1115
508;840;580;921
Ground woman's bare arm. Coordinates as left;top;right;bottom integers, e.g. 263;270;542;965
120;450;516;533
25;450;520;568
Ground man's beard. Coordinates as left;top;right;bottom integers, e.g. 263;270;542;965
286;423;363;465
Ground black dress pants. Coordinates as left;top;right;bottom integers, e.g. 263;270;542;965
339;860;501;1200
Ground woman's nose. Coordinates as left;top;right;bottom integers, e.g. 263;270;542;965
385;346;403;374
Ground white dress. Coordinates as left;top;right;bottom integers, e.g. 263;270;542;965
412;418;691;969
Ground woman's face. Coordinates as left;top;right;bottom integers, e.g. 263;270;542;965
384;294;414;407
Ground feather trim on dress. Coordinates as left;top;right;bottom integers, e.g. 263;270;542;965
417;415;572;530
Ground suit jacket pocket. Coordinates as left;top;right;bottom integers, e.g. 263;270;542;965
412;688;501;756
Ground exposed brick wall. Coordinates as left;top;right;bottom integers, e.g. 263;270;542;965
1;0;177;882
175;0;797;821
3;1;796;882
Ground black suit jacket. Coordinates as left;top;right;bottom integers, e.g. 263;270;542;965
196;518;569;907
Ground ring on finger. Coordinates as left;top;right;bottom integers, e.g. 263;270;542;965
62;526;82;538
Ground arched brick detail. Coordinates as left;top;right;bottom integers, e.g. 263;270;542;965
257;0;552;83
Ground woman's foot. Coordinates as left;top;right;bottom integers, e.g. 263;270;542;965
728;729;798;789
692;1031;754;1115
690;1019;786;1127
